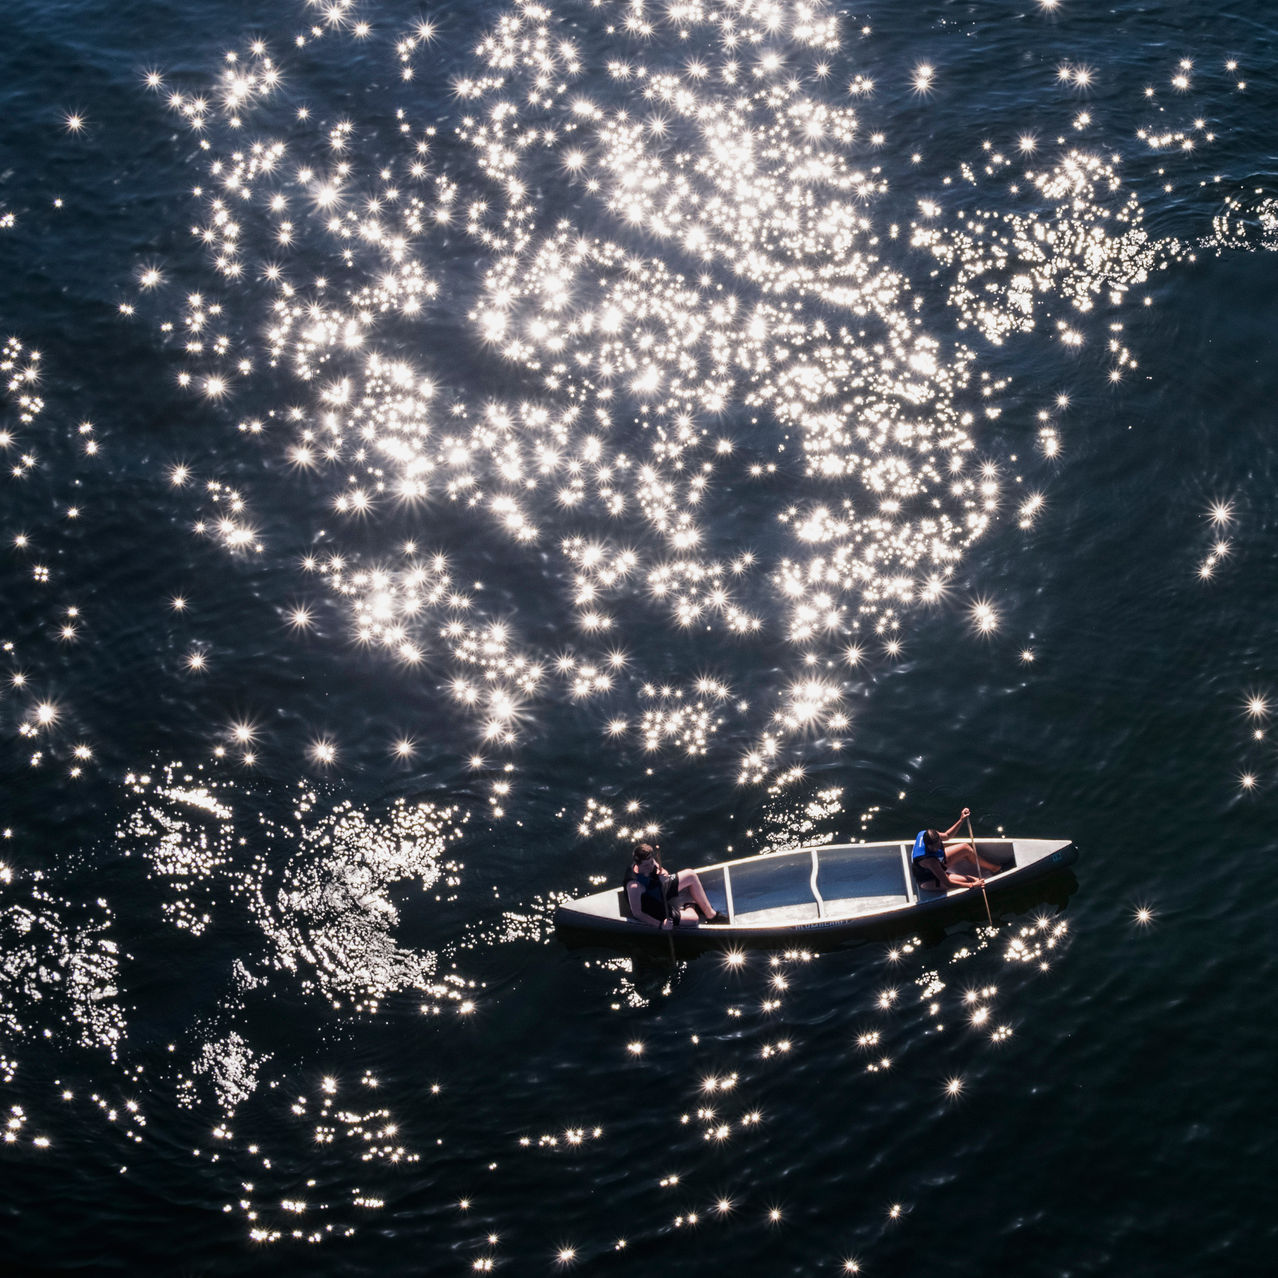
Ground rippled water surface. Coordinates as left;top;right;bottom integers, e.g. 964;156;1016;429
2;1;1276;1272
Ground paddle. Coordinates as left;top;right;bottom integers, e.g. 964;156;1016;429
655;847;678;966
967;813;994;929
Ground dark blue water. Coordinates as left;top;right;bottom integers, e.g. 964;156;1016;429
2;1;1276;1273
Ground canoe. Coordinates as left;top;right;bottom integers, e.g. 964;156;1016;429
555;836;1077;949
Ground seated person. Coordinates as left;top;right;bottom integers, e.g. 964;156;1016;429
625;843;729;927
911;807;1003;892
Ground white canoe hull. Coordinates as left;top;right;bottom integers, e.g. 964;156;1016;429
555;836;1077;947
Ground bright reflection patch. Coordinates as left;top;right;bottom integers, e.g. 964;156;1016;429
135;0;1210;779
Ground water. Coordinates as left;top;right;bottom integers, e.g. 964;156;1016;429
1;0;1276;1272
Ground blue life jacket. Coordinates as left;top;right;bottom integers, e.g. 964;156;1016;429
912;830;945;864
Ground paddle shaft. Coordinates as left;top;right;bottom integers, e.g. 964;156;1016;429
967;815;994;928
658;855;678;964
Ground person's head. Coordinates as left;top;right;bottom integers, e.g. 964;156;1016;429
923;829;944;855
633;842;660;867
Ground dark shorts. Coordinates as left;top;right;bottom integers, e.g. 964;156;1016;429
911;858;946;889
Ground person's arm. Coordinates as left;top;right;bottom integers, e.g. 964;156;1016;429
625;880;649;922
941;806;972;839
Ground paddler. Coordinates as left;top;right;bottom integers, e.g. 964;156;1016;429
625;843;729;927
911;807;1003;892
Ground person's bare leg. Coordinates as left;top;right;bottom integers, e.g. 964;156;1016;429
952;842;1002;873
947;850;985;879
676;870;714;917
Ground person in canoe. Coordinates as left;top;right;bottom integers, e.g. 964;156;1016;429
911;808;1004;892
625;842;729;927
